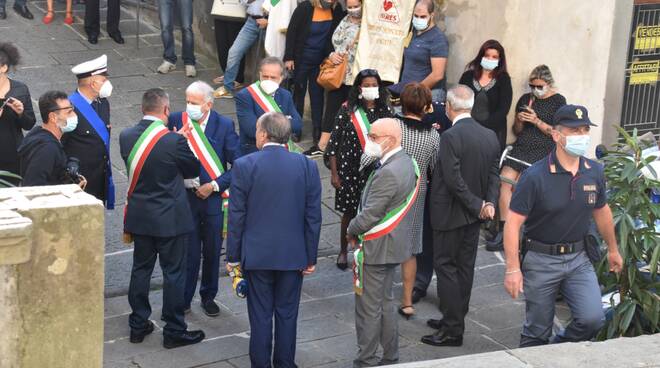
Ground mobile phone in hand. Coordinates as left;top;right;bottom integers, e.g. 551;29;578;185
0;97;13;110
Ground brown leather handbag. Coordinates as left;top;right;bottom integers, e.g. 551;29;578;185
316;30;360;91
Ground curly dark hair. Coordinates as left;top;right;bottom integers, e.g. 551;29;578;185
347;69;390;111
0;42;21;69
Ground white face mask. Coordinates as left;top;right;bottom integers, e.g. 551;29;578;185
361;86;379;101
532;86;549;98
412;16;429;31
60;115;78;133
364;138;386;159
186;103;205;121
98;80;113;98
260;79;280;95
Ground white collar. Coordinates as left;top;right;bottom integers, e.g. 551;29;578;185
263;142;286;148
380;146;403;165
143;115;160;121
198;111;211;128
77;89;94;104
452;113;472;125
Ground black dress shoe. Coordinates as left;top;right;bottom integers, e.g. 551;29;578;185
163;330;205;349
13;4;33;19
201;299;220;317
421;331;463;347
0;7;6;19
130;320;155;343
109;32;124;44
412;288;426;304
87;34;98;44
426;318;445;330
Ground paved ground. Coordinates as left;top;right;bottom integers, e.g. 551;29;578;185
3;3;572;367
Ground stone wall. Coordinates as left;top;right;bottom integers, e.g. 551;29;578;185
0;185;105;368
440;0;633;149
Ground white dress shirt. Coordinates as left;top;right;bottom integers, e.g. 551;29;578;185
452;112;472;125
380;146;403;166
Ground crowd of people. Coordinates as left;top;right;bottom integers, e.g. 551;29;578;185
0;0;628;366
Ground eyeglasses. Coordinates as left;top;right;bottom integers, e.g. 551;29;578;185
528;84;546;90
50;105;74;113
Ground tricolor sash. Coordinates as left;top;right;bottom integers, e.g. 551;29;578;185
123;120;169;243
69;92;116;209
350;107;371;150
246;81;301;153
353;159;421;295
182;112;231;237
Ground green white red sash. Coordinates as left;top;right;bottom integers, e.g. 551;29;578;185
123;120;169;243
350;107;371;150
246;81;301;153
353;158;421;295
182;112;231;237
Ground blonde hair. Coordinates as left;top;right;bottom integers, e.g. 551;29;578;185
529;65;555;87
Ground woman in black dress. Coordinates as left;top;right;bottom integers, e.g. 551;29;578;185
490;65;566;250
459;39;512;151
0;43;36;186
325;69;393;269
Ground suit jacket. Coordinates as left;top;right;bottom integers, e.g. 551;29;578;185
348;150;417;265
62;96;110;201
119;119;200;237
429;117;500;231
226;145;322;270
235;86;302;155
168;110;240;215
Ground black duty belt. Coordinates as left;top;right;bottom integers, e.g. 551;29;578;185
523;238;584;256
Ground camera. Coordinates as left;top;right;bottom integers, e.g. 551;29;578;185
66;157;83;184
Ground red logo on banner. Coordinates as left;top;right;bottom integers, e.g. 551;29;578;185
380;0;399;23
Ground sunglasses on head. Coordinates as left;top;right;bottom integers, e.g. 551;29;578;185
359;69;379;78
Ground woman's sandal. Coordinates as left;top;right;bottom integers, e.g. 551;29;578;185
398;305;415;320
64;11;74;25
42;11;54;24
336;251;348;271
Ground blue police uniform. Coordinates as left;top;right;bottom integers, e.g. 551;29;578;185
509;105;606;347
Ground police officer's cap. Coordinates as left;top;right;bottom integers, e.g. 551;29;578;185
553;105;597;128
71;54;108;79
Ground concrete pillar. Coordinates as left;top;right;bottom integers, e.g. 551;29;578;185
442;0;633;152
0;185;105;368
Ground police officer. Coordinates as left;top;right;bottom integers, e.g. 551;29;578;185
64;55;115;209
503;105;623;347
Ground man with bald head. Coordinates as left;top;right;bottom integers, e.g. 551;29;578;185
422;84;500;347
347;118;418;367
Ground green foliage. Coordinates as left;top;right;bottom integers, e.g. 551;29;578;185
0;170;20;188
597;127;660;339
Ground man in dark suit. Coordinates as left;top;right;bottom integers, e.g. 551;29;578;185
234;57;302;155
84;0;123;44
422;85;500;347
64;55;116;209
168;81;240;317
119;88;205;349
226;112;322;367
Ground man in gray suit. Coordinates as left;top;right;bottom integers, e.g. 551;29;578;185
347;118;418;367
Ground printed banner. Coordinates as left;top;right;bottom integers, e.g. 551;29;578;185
351;0;414;83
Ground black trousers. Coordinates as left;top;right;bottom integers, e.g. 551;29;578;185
321;84;350;134
214;18;246;84
128;234;187;336
414;194;434;292
433;222;481;336
84;0;121;36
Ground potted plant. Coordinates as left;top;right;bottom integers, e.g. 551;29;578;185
597;127;660;339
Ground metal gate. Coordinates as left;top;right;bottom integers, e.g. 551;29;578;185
621;0;660;138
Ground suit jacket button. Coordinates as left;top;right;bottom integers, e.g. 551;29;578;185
86;130;90;134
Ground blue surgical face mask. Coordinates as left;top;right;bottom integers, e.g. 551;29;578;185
480;57;499;71
412;16;429;31
60;115;78;133
186;103;205;121
563;134;591;157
